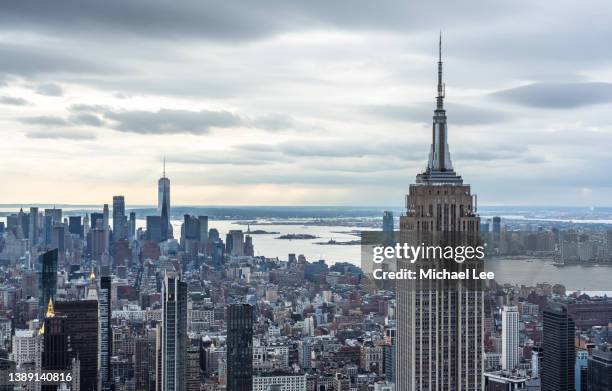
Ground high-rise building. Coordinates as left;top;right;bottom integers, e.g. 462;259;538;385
501;306;519;371
29;207;39;246
541;304;575;391
397;36;483;391
198;215;209;251
229;230;244;257
44;208;62;223
383;211;394;233
147;216;163;243
159;160;172;241
99;276;112;391
575;349;589;391
128;212;136;241
68;216;83;238
90;212;103;230
38;249;58;321
227;303;253;391
161;273;188;391
113;195;127;241
103;203;110;251
587;346;612;391
55;300;98;391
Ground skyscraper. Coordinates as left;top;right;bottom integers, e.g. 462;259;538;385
55;299;98;391
128;211;136;241
146;216;163;243
99;276;112;391
38;249;58;321
541;304;576;391
501;306;519;371
161;273;188;391
29;207;39;247
68;216;83;238
159;159;172;241
113;195;127;241
383;211;394;233
587;346;612;391
227;303;253;391
397;36;483;391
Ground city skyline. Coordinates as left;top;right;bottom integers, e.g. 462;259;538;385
1;1;612;206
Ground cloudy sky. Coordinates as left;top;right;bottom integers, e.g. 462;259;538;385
1;0;612;206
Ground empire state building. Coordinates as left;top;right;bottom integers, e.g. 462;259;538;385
397;37;484;391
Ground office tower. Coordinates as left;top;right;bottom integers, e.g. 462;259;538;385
397;37;483;391
244;235;254;256
575;350;589;391
501;306;519;371
0;349;16;391
11;329;37;367
38;249;58;321
18;208;29;240
112;239;131;268
186;346;201;391
180;215;198;241
68;216;83;238
129;212;136;241
51;224;65;253
198;216;209;250
383;211;394;233
113;195;127;241
384;346;396;383
99;276;112;391
161;273;188;391
229;230;244;256
44;208;62;225
91;212;103;230
55;300;98;391
492;216;501;248
541;304;576;391
91;227;107;261
159;159;172;240
209;228;220;242
227;303;253;391
29;207;39;246
147;216;163;243
103;203;110;251
531;346;543;378
83;214;90;236
43;214;54;247
587;346;612;391
135;331;156;391
40;305;71;385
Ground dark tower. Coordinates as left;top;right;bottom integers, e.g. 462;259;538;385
541;304;576;391
226;304;253;391
38;249;58;321
161;273;188;391
99;276;112;391
55;300;98;391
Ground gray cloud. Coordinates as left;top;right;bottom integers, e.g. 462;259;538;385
104;109;243;134
17;106;301;135
19;116;70;126
0;96;30;106
492;82;612;109
68;113;104;127
35;82;63;96
366;103;510;125
0;43;106;76
0;1;510;42
25;129;96;140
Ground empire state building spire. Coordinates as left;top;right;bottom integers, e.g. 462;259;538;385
416;34;463;185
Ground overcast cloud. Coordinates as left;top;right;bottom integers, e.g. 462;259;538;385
1;1;611;206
